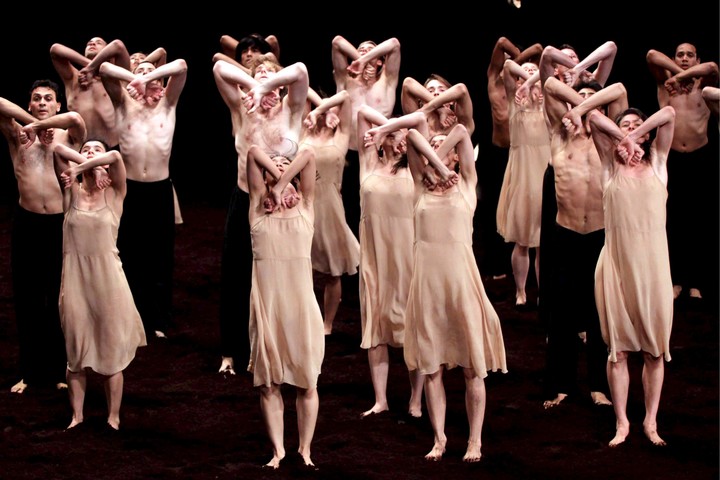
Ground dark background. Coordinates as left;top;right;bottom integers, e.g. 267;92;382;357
0;2;718;479
1;1;718;209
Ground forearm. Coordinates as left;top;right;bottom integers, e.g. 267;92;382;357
28;112;84;131
0;98;36;125
571;83;627;117
407;129;449;176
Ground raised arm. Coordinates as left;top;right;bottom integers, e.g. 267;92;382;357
81;39;131;75
564;82;628;134
248;62;308;116
703;86;720;117
331;35;358;90
0;97;38;146
23;112;87;150
304;90;352;141
569;41;617;87
348;38;401;84
50;43;88;83
99;62;136;104
669;61;719;89
401;77;432;115
647;49;682;84
128;59;188;106
364;111;429;149
143;47;167;68
213;59;260;105
418;83;475;136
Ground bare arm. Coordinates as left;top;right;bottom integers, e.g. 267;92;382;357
82;39;131;75
99;62;135;104
331;35;358;90
703;86;720;117
401;77;433;115
144;47;167;68
671;61;719;87
50;43;88;83
129;59;188;106
24;112;87;148
487;37;522;79
647;49;682;84
570;41;617;87
565;82;628;133
248;62;308;116
419;83;475;136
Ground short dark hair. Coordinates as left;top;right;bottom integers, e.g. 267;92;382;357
29;79;61;101
235;33;272;63
574;79;603;93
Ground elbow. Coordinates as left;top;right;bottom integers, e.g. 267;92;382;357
388;38;401;50
646;50;660;63
332;35;345;48
176;59;188;73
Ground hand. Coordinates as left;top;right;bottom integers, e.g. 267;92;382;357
60;166;79;189
38;128;54;146
19;126;35;148
324;110;340;129
127;77;147;101
304;111;319;129
561;111;583;136
347;58;366;77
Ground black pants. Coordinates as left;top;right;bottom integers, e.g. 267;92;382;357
118;178;175;336
11;206;66;384
218;186;252;366
544;225;609;398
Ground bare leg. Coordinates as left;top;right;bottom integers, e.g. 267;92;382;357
66;369;87;430
11;379;27;394
511;243;529;305
218;356;236;375
362;345;389;417
408;368;424;418
323;276;342;335
296;386;319;467
641;352;666;446
260;384;285;468
104;371;124;430
607;352;630;447
424;368;447;461
462;369;485;462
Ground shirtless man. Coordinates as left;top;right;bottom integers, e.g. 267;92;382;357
50;37;117;148
212;55;309;375
0;80;86;393
532;42;620;409
647;43;719;302
483;37;543;280
98;57;188;339
217;33;280;73
331;35;401;236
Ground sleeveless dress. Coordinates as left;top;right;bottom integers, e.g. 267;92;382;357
359;172;414;349
307;142;360;276
595;171;673;362
404;184;508;376
496;103;551;247
60;197;147;376
248;210;325;389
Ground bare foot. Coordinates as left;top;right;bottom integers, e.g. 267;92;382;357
492;273;507;281
107;418;120;430
154;330;167;339
543;393;567;409
66;418;83;430
609;422;630;447
361;402;389;418
578;331;587;344
298;448;315;468
591;391;612;406
218;357;236;375
688;288;702;299
264;453;285;469
11;379;27;394
408;405;422;418
463;440;482;462
56;382;68;390
324;329;332;336
515;291;527;306
643;423;666;446
425;440;446;461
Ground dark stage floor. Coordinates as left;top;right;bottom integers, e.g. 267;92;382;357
0;202;717;480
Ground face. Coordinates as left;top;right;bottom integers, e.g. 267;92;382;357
618;114;649;142
84;37;107;59
28;87;60;119
240;47;264;69
129;52;147;72
674;43;699;70
80;141;107;159
253;62;278;82
555;48;578;76
425;79;448;97
521;62;539;76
